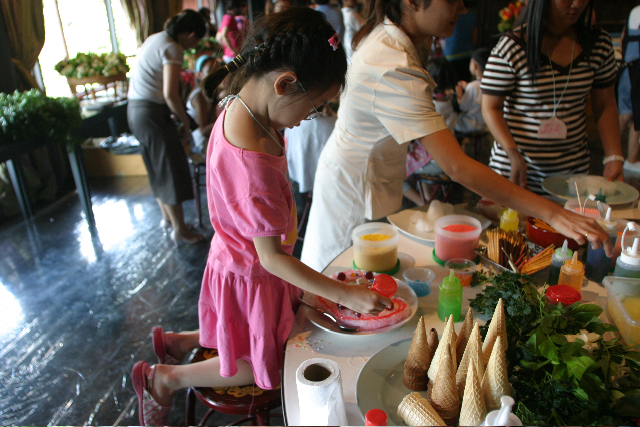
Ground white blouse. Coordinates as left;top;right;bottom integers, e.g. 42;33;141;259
301;18;448;272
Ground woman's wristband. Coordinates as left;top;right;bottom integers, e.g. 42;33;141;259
602;154;624;164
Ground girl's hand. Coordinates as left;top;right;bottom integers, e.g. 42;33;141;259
339;284;393;315
544;209;614;257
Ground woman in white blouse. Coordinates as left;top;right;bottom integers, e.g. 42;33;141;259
301;0;613;272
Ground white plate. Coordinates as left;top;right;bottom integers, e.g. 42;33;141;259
356;338;413;426
302;279;418;336
387;205;492;243
542;174;640;206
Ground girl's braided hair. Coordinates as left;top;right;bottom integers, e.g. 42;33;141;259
202;7;347;102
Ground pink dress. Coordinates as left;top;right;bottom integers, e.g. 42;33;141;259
200;108;302;389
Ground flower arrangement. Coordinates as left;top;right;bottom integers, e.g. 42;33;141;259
0;89;82;146
498;1;524;33
55;52;129;80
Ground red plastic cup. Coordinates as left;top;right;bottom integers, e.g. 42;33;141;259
546;285;581;306
365;408;387;426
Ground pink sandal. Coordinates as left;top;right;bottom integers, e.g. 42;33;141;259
131;360;172;426
151;326;181;365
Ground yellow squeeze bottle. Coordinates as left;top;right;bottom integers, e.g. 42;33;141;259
499;208;519;232
558;252;585;293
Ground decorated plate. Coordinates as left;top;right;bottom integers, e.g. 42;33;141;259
542;174;639;206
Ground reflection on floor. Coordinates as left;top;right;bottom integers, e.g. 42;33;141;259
0;176;275;426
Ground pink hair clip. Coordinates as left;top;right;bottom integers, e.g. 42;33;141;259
328;33;340;51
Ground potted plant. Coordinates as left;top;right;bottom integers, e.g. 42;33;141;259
0;89;82;148
55;52;129;97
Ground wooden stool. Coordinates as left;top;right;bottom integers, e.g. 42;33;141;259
414;173;455;204
185;348;282;426
188;153;206;228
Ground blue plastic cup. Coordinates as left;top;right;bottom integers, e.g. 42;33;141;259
403;268;436;297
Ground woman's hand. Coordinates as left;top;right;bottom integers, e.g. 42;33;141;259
506;148;528;188
338;284;393;316
543;209;614;257
604;160;624;182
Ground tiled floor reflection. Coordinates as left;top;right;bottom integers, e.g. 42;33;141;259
0;176;268;426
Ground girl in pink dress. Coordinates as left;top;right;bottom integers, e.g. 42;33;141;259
130;8;393;425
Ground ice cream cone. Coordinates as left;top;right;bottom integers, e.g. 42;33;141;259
430;344;460;425
481;335;511;411
456;307;474;365
427;327;439;363
402;395;446;426
459;361;487;426
398;392;423;421
482;298;508;366
428;315;457;380
456;322;484;400
404;317;431;390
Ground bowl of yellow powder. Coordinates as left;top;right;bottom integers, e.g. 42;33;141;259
351;223;399;272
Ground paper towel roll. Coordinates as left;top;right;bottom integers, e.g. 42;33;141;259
296;358;348;426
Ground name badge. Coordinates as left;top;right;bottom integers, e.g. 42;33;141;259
537;117;567;139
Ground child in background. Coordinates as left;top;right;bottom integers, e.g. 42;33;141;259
186;55;221;153
426;57;458;133
130;9;392;426
454;47;490;136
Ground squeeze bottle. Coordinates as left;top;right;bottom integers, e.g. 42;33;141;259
438;269;462;322
585;207;618;283
558;252;584;293
548;240;573;286
614;222;640;278
499;208;519;232
481;396;523;426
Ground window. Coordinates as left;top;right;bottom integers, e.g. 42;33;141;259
39;0;137;97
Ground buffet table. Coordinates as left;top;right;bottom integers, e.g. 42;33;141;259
281;229;610;426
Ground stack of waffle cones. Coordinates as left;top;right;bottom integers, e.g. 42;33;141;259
398;392;445;426
482;298;508;366
430;344;460;425
456;322;485;400
427;327;438;362
403;317;431;391
459;360;487;426
427;315;457;382
455;308;473;365
481;335;511;411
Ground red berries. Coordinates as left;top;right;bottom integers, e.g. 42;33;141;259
337;272;346;281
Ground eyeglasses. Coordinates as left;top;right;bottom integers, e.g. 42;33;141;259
298;81;322;120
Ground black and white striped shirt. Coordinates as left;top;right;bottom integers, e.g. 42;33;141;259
481;27;618;194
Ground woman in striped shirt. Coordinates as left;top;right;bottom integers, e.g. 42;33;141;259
481;0;624;194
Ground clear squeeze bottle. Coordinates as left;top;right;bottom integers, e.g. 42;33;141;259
614;222;640;278
499;208;519;232
585;207;618;283
558;252;585;293
548;240;573;286
438;269;462;322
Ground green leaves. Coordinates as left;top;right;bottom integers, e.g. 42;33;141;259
0;90;82;146
468;272;640;425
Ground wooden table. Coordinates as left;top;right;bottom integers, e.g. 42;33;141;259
280;231;609;426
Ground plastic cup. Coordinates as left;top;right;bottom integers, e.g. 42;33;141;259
434;215;482;261
444;258;477;287
403;267;436;297
352;223;399;272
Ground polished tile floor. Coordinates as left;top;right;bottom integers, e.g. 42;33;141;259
0;176;261;426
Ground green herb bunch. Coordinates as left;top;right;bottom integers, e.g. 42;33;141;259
55;52;129;79
0;89;82;146
470;271;640;425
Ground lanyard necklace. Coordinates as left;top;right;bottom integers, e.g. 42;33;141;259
547;36;575;119
219;94;285;153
